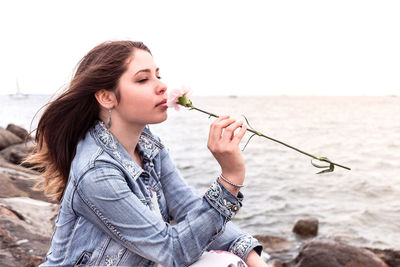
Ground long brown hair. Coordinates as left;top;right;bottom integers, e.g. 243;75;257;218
27;41;151;202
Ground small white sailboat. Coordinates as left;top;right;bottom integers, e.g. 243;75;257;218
9;79;28;99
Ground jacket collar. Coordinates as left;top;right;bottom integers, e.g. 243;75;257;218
91;121;164;180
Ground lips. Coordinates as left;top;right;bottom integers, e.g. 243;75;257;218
156;99;167;107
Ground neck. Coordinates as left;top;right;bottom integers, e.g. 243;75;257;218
108;120;145;160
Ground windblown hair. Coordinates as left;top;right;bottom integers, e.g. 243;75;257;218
26;41;151;202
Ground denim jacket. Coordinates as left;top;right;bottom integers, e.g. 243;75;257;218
41;121;262;267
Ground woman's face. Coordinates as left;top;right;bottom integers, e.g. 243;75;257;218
114;49;168;128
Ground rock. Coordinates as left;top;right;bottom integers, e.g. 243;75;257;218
0;197;58;237
0;166;52;203
0;197;58;267
366;248;400;267
0;220;49;267
0;248;18;267
284;240;387;267
292;218;318;237
6;124;31;141
0;157;41;176
0;127;23;151
0;205;22;220
0;142;34;165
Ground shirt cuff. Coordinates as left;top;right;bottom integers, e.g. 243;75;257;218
204;179;243;220
229;235;263;262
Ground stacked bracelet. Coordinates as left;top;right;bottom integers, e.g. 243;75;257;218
219;174;245;188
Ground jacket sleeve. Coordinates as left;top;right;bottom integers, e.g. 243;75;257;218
159;147;263;262
209;222;263;261
73;162;242;267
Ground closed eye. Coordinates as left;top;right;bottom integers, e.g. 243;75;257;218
137;78;148;83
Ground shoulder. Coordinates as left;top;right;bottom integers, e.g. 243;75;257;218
71;130;121;183
139;127;167;157
141;127;164;148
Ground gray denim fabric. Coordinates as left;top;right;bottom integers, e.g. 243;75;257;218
40;121;262;267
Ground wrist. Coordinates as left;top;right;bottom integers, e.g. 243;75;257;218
221;169;245;184
218;173;244;196
219;174;245;188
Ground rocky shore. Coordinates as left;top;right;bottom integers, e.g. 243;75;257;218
0;124;399;267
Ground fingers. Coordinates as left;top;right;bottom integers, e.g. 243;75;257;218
232;123;247;145
221;120;245;141
209;116;240;141
208;115;232;143
208;116;247;150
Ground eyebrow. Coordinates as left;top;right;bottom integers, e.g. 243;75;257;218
134;67;159;75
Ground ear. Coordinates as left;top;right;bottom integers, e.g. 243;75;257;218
95;89;117;109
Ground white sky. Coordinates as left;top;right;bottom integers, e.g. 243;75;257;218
0;0;399;96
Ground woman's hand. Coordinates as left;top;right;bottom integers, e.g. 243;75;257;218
246;250;269;267
207;116;247;195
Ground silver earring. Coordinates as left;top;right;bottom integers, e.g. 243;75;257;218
107;109;112;128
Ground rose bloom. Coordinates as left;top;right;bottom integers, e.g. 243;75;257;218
167;86;192;110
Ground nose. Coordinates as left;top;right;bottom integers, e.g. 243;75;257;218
156;80;167;95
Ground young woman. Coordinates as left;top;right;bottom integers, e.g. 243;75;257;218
30;40;267;266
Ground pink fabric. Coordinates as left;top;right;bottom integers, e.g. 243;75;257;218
189;250;247;267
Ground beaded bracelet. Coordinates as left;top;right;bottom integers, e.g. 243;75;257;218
219;174;245;188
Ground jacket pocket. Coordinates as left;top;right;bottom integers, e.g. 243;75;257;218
74;251;92;266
